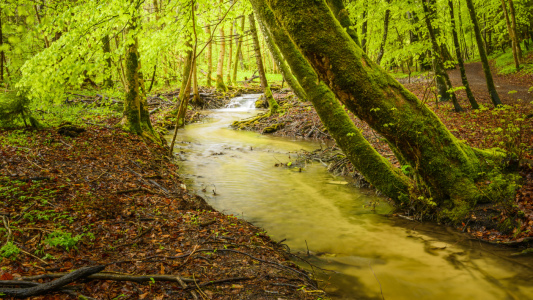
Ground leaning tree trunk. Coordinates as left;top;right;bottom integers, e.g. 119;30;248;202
262;0;505;215
326;0;361;46
251;0;411;200
501;0;519;70
464;0;502;106
376;0;391;65
422;0;463;112
258;20;307;102
178;38;193;102
448;0;478;109
249;13;278;112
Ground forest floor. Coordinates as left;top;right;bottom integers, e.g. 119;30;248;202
235;61;533;248
0;107;323;298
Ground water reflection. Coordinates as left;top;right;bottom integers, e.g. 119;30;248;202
167;97;533;299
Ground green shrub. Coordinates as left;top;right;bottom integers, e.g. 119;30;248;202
0;242;20;260
0;91;40;128
44;231;83;251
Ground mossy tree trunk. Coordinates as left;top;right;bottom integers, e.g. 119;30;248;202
448;0;478;109
326;0;360;46
262;0;505;213
464;0;502;107
226;21;234;86
179;38;193;102
121;25;159;144
361;2;368;53
422;0;463;112
249;12;278;113
251;0;411;201
257;16;307;101
0;8;4;83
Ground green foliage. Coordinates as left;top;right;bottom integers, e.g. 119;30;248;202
0;242;20;260
44;230;83;251
0;92;40;128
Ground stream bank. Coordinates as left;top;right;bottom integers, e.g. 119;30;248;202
0;115;321;299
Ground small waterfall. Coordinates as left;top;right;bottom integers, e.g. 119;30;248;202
219;94;263;112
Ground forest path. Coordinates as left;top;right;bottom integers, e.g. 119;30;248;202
447;61;532;103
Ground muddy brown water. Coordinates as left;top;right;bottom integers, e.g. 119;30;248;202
167;94;533;300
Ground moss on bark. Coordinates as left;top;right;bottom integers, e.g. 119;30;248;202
251;0;411;201
262;0;508;213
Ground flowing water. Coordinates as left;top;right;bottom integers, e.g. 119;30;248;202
167;94;533;300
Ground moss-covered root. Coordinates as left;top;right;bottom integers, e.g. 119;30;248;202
264;87;279;113
216;75;227;92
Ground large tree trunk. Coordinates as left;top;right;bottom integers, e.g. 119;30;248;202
251;0;411;200
422;0;463;112
249;13;278;113
464;0;502;106
448;0;478;109
121;27;159;144
376;0;391;65
262;0;505;217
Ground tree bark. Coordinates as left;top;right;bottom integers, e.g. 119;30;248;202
250;0;411;200
361;2;368;53
0;7;4;83
448;0;478;109
121;16;159;144
226;20;234;85
205;25;213;87
215;21;227;91
232;15;245;83
326;0;361;46
376;0;391;65
501;0;519;70
507;0;522;62
422;0;463;112
464;0;502;106
249;12;278;112
102;35;113;88
178;38;193;101
262;0;504;213
256;16;307;101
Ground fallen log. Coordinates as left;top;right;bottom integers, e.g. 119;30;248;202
18;272;194;284
0;265;105;298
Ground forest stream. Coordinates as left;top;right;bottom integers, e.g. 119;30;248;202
167;94;533;300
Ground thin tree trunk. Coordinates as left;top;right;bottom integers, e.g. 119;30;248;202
226;21;234;85
376;0;391;65
507;0;522;62
249;13;278;112
250;0;411;201
102;35;113;88
449;0;478;109
361;2;368;53
464;0;502;106
205;25;213;87
423;0;462;111
33;5;50;48
215;7;227;92
0;7;4;83
500;0;519;69
192;59;201;105
232;15;245;83
178;38;193;102
263;0;505;208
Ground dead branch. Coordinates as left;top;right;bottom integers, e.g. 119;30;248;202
18;272;194;284
0;265;105;298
